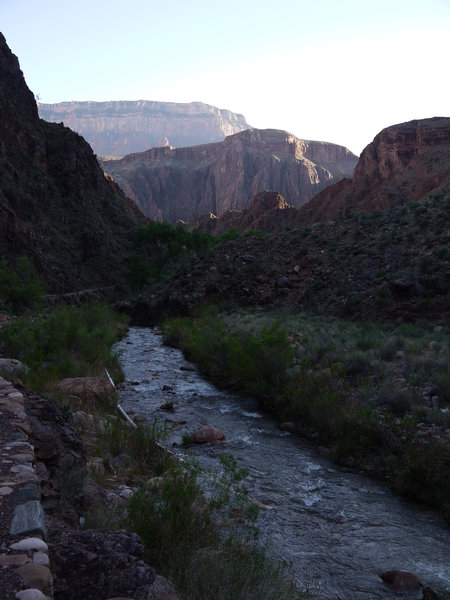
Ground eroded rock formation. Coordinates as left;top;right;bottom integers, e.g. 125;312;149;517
38;100;251;157
189;190;298;235
102;128;358;222
299;117;450;222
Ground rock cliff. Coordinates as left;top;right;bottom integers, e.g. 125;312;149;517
102;128;358;222
299;117;450;223
38;100;251;157
0;34;145;293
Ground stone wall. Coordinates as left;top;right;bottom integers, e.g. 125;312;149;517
0;376;54;599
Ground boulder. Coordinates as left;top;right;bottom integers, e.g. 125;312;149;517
191;426;225;444
0;358;29;381
56;376;116;407
380;569;422;591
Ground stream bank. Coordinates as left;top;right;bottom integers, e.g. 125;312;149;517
115;326;450;600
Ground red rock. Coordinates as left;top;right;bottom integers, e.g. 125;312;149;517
103;128;357;222
0;553;30;566
380;569;422;591
193;191;299;235
301;117;450;223
56;376;115;405
191;426;225;444
10;419;32;436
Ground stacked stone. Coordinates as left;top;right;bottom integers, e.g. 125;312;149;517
0;376;53;600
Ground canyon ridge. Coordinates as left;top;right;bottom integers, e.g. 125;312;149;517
102;129;358;222
38;100;251;157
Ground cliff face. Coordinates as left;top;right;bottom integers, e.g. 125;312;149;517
38;100;251;157
102;128;358;222
0;34;145;293
300;117;450;223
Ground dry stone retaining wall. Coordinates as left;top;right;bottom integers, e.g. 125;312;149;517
0;376;54;599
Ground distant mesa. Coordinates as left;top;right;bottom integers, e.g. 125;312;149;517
102;128;358;223
38;100;251;157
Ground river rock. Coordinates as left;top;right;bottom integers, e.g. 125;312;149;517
16;564;52;593
279;422;296;432
423;585;440;599
380;569;422;591
190;426;225;444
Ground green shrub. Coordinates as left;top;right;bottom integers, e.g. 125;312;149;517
0;256;46;312
396;438;450;519
0;303;127;389
162;310;294;400
126;222;217;289
127;458;306;600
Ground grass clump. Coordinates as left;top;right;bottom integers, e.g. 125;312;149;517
95;417;169;478
0;303;127;390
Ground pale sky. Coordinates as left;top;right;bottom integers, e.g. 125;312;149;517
1;0;449;155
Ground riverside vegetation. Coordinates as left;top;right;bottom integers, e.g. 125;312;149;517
162;307;450;521
0;301;309;600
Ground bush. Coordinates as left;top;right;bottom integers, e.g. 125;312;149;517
127;459;306;600
162;310;294;400
0;303;127;389
126;222;217;290
0;256;46;312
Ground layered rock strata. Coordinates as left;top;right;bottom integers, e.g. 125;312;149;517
38;100;251;157
299;117;450;223
102;128;358;222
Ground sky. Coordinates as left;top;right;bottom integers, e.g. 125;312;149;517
1;0;449;155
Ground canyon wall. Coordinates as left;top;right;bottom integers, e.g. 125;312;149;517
299;117;450;223
103;128;358;222
38;100;251;157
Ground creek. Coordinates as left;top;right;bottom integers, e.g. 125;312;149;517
115;327;450;599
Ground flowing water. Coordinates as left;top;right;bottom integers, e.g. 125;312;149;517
115;327;450;599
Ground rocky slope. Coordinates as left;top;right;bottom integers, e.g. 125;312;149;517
129;191;450;325
38;100;251;157
189;190;298;235
0;33;145;293
102;128;358;222
299;117;450;223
